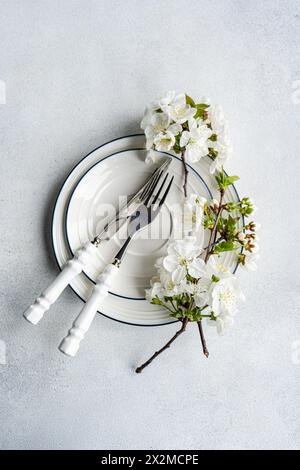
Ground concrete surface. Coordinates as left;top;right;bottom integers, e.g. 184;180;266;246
0;0;299;450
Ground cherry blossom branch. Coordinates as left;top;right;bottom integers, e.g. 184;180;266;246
197;320;209;357
180;149;210;357
181;151;189;198
195;190;225;356
135;317;189;373
205;189;225;263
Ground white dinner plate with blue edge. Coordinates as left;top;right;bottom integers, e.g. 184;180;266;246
51;134;242;327
65;148;212;300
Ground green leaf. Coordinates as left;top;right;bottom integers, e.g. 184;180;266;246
213;240;238;254
225;201;237;212
216;214;240;241
185;94;196;107
203;205;215;229
237;197;255;217
225;175;239;185
151;296;162;305
215;170;239;191
171;311;184;319
194;103;209;120
173;143;181;154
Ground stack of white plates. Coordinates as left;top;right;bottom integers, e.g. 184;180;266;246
52;135;241;326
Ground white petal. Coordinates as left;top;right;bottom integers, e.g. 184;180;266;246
172;265;186;283
188;258;206;278
209;159;218;174
159;90;176;107
188;118;197;130
185;144;202;163
153;131;175;152
141;109;153;130
168;123;182;136
173;93;186;107
194;292;208;308
163;255;179;273
152;111;169;129
180;131;190;147
216;315;234;335
145;149;158;164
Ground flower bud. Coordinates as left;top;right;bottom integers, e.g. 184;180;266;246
238;232;246;243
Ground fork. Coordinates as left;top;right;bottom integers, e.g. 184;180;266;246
23;159;170;326
59;171;174;356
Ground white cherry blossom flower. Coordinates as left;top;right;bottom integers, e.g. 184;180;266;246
206;104;225;133
145;280;164;302
144;112;170;149
153;130;176;152
209;128;232;173
145;91;176;113
167;122;182;136
180;119;212;163
193;277;212;308
211;276;245;317
188;258;208;278
163;237;200;283
155;90;176;110
192;257;232;307
205;255;232;279
141;92;176;130
159;268;188;296
144;120;182;162
162;93;196;124
206;104;232;173
178;193;207;234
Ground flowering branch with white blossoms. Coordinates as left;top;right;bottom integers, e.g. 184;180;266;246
135;92;259;374
141;91;232;196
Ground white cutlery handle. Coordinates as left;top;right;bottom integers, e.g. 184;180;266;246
24;242;98;325
59;263;119;357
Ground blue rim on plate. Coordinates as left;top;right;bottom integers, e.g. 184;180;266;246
51;134;242;327
64;147;214;301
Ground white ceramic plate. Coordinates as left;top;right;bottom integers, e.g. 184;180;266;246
66;148;212;300
52;134;242;326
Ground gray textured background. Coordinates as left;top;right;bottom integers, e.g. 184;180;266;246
0;0;300;450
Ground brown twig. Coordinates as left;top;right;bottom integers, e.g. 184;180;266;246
197;320;209;357
204;189;224;263
135;317;189;373
197;189;225;356
181;151;189;198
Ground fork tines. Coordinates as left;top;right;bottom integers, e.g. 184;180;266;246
140;158;171;203
145;171;174;208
